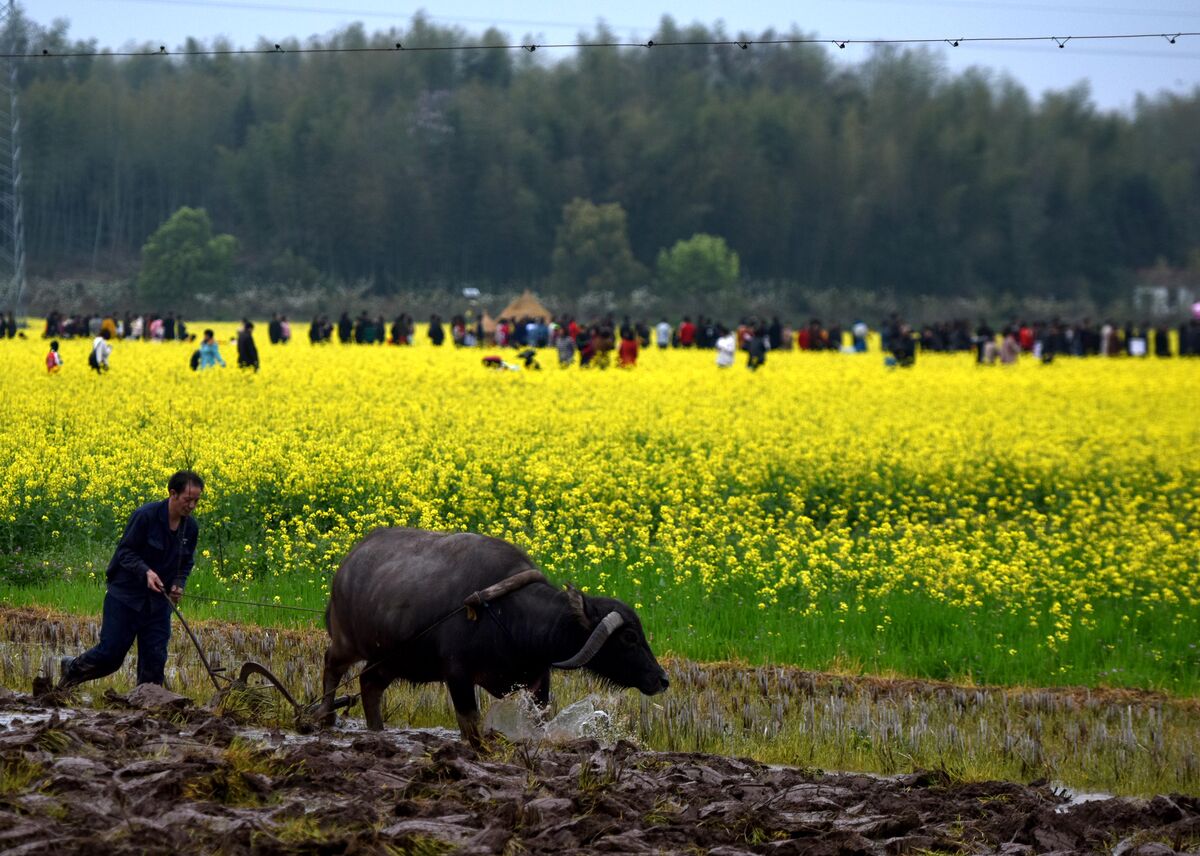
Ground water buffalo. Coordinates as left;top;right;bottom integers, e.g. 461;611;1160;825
315;527;669;745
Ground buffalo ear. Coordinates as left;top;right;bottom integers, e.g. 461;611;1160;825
564;585;592;629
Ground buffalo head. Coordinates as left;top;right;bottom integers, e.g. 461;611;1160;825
554;587;669;696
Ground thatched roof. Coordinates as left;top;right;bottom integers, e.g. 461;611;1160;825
497;290;552;322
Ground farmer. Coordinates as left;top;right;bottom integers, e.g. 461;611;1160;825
59;470;204;689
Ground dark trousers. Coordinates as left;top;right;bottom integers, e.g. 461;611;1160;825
66;591;172;686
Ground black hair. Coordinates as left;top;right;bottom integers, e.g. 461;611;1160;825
168;470;205;494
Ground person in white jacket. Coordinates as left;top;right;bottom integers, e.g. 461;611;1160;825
90;329;112;373
716;328;736;368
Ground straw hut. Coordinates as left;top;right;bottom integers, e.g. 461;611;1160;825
496;290;553;323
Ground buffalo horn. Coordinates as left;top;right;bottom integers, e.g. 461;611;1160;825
552;611;625;669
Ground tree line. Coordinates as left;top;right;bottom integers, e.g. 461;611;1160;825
8;10;1200;305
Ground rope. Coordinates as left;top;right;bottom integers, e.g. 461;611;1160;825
162;592;229;691
307;604;471;710
180;592;325;614
172;569;546;716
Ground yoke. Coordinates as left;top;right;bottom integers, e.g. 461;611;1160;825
463;568;548;619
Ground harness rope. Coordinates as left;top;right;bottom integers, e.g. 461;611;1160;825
179;593;325;614
167;568;551;719
312;567;548;709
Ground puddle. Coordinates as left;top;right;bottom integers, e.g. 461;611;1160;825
1052;781;1114;812
238;721;460;748
0;707;78;729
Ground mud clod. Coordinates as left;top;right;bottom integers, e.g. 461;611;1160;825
104;683;194;711
0;691;1197;854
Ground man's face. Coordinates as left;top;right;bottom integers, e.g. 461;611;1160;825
169;484;203;518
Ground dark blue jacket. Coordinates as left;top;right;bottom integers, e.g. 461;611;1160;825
105;500;199;609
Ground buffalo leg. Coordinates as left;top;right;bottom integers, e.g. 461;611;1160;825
360;661;392;731
316;646;356;727
447;676;483;748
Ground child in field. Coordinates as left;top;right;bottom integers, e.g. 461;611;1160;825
45;340;63;373
90;329;112;373
517;348;541;370
198;329;226;369
715;329;736;368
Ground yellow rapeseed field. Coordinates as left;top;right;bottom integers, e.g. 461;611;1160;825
1;326;1197;689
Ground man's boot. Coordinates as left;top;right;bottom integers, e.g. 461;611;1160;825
58;655;79;689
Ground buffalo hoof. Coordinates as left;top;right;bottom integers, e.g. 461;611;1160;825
456;712;485;749
313;710;336;729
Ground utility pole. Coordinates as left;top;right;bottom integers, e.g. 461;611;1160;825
0;0;25;319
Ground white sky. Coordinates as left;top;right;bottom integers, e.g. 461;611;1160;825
26;0;1200;112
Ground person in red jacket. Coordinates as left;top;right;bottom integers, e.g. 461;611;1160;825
618;330;639;367
678;317;696;347
1018;322;1034;352
45;340;63;373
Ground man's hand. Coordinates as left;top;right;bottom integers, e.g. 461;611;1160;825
169;586;183;605
146;569;164;593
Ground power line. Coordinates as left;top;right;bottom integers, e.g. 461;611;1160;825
943;41;1200;60
6;30;1198;59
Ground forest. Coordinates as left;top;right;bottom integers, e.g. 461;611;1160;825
7;11;1200;305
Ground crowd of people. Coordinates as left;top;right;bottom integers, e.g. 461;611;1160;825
12;309;262;376
40;310;192;342
10;306;1200;375
888;315;1200;366
304;312;413;345
465;312;1200;371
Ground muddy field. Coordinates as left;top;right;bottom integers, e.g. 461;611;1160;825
1;686;1197;855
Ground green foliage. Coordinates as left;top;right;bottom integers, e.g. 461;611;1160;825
550;198;646;295
138;207;238;301
181;738;292;805
0;757;45;795
11;12;1200;300
265;250;322;289
656;234;740;296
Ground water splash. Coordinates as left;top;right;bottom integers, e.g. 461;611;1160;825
483;690;546;741
484;692;621;744
545;697;614;741
1051;781;1113;812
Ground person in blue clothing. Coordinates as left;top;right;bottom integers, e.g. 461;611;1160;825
198;326;225;367
198;329;226;369
59;470;204;689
